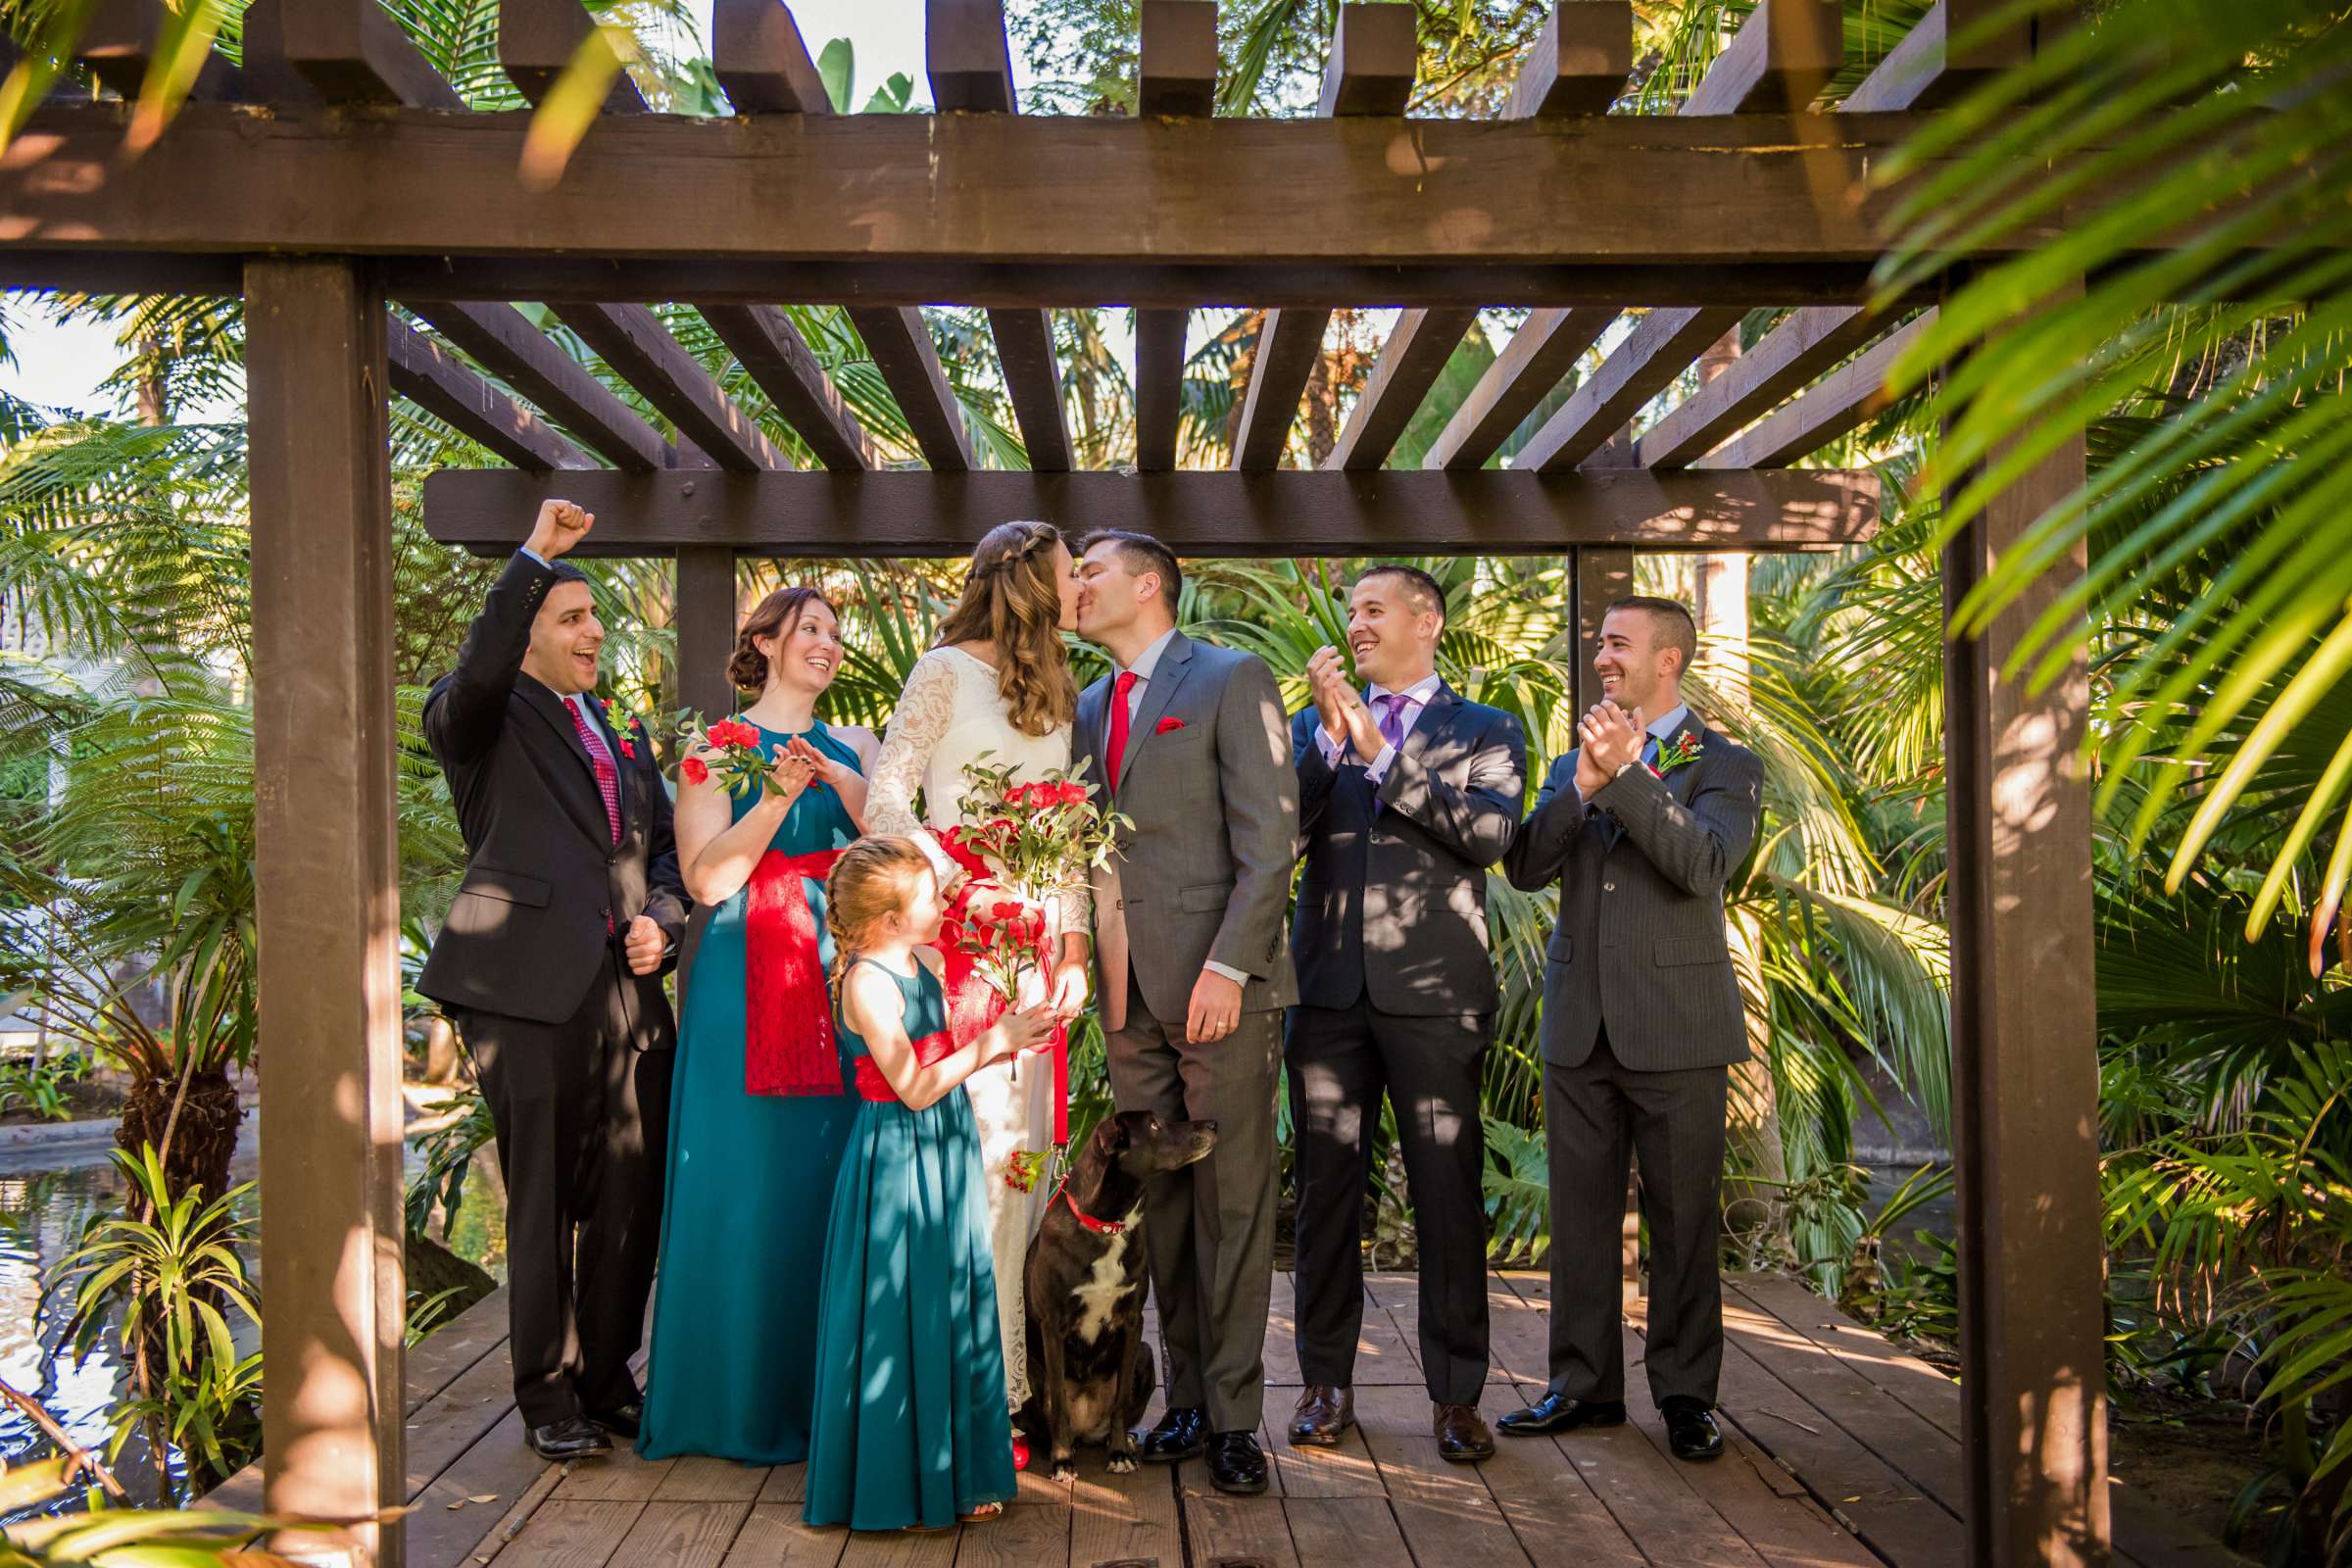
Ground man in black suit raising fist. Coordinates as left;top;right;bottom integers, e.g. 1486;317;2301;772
419;500;689;1460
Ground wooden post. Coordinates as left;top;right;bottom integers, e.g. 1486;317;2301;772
676;547;738;724
1941;305;2111;1566
246;258;406;1568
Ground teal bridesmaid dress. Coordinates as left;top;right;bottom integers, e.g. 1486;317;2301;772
803;957;1016;1531
640;720;862;1464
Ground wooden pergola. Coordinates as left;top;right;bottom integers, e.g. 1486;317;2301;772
0;0;2111;1563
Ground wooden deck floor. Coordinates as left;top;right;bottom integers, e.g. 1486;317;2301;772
383;1271;2241;1568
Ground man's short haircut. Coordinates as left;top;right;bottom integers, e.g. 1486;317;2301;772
1358;564;1447;627
1606;595;1698;679
1076;528;1182;613
548;561;590;588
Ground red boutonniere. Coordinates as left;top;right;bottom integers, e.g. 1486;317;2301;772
1154;716;1185;734
1655;733;1704;775
617;738;636;760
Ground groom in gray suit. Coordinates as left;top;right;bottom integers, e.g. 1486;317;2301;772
1498;596;1762;1464
1073;529;1298;1496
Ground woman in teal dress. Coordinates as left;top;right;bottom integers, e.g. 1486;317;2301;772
640;587;879;1465
804;837;1047;1531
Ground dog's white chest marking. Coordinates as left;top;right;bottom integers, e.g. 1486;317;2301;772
1069;1212;1143;1347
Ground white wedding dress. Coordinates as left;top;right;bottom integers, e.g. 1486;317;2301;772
866;645;1086;1411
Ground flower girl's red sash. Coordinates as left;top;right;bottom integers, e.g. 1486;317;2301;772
743;847;846;1097
853;1030;956;1102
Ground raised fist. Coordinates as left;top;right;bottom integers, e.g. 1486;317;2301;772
526;499;594;562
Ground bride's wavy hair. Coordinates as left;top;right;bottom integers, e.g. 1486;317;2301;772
932;519;1075;738
730;585;838;694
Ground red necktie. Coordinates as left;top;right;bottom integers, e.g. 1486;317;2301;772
566;698;621;845
1105;670;1138;798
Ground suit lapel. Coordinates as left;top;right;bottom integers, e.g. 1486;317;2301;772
1117;632;1195;794
1395;682;1457;775
514;678;613;844
1660;717;1709;808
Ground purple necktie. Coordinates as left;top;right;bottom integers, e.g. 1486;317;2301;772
1375;691;1411;754
567;698;621;845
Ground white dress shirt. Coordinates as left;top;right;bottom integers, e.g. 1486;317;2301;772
1109;626;1247;989
1316;670;1444;785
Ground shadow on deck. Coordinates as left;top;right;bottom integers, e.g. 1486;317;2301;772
357;1270;2237;1568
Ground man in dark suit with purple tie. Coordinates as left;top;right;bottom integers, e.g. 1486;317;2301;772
419;500;689;1461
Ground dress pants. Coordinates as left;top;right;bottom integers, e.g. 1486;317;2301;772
1542;1025;1728;1407
1286;998;1491;1404
456;947;672;1427
1105;962;1279;1434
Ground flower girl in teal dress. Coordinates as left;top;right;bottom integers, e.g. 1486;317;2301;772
806;837;1050;1533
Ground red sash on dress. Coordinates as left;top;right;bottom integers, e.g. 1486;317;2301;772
853;1030;956;1102
933;829;1071;1146
744;847;847;1096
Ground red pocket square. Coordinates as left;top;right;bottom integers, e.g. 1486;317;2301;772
1154;716;1186;734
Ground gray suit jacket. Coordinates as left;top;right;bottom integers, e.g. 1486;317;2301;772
1291;687;1525;1015
1501;714;1761;1071
1076;631;1300;1023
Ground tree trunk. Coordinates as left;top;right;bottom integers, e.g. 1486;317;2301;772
117;1066;241;1204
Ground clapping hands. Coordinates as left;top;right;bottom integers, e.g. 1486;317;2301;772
1574;700;1646;796
1306;644;1382;762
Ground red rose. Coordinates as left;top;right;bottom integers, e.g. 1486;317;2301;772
1060;781;1088;805
680;757;710;786
1155;716;1185;734
992;900;1022;923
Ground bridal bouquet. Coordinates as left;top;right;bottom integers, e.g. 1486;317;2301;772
671;714;799;800
938;758;1123;1004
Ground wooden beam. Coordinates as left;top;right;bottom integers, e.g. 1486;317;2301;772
675;548;739;723
1137;0;1217;117
1845;0;2032;114
845;307;972;471
926;0;1017;112
552;303;782;471
1518;307;1743;471
74;0;243;101
1939;299;2109;1568
1320;4;1418;116
698;303;870;471
1230;308;1330;471
499;0;649;112
0;105;2047;303
386;315;588;471
1684;0;1843;115
1509;2;1634;117
405;299;673;472
1691;311;1933;468
243;0;464;109
711;0;832;114
1324;307;1478;471
1421;307;1615;470
1134;309;1189;471
421;466;1882;557
988;308;1073;472
1634;0;1998;469
245;256;406;1568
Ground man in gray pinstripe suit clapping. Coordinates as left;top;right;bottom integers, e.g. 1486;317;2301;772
1496;596;1763;1464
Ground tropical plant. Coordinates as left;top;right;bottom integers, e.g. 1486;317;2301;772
50;1146;262;1490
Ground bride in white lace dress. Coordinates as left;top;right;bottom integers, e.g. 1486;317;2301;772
865;520;1093;1434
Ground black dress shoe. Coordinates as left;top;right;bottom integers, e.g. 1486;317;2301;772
1134;1406;1206;1464
587;1400;643;1441
1495;1393;1628;1436
526;1416;612;1460
1205;1430;1268;1495
1661;1398;1725;1462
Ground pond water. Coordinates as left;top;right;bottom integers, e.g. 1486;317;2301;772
0;1127;506;1515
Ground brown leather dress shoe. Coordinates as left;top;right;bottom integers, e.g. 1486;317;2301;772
1287;1385;1355;1447
1433;1402;1495;1463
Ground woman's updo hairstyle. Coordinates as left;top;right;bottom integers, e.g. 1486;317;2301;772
730;585;837;693
932;520;1076;738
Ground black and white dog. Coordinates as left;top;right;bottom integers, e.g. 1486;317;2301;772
1015;1109;1218;1482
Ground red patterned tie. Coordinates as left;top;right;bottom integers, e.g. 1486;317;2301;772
1105;670;1138;799
567;698;621;844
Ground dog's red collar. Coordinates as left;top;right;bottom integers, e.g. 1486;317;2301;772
1056;1182;1129;1236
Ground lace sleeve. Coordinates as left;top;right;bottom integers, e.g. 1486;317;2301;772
868;651;962;885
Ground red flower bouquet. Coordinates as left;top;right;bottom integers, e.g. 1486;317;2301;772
671;713;803;801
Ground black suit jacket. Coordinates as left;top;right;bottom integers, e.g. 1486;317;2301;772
1501;713;1761;1071
1290;684;1526;1015
417;553;689;1037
